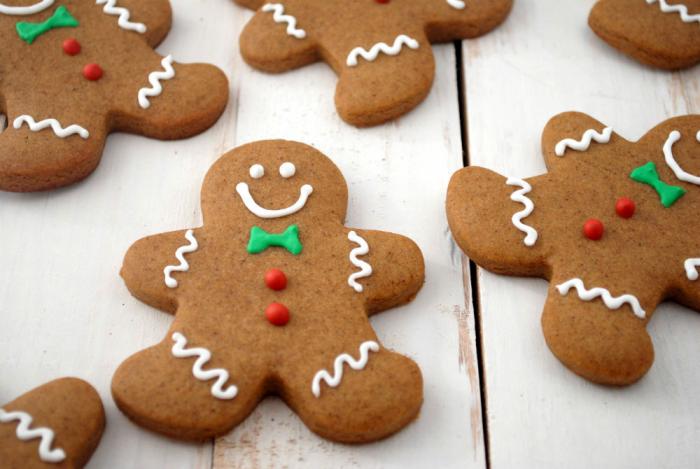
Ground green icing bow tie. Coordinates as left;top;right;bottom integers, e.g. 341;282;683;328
630;161;686;208
247;225;302;255
17;6;79;44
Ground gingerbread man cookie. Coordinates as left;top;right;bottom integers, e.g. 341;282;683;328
589;0;700;69
0;0;229;192
234;0;512;127
447;112;700;385
1;378;105;468
112;140;425;442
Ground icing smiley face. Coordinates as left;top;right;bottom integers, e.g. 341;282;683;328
236;162;314;219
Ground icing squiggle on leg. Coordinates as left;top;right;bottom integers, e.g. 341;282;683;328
556;278;646;319
13;115;89;139
346;35;420;67
311;341;380;397
506;177;538;247
555;127;613;156
0;409;66;463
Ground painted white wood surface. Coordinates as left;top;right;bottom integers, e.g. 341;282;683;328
463;1;700;468
0;1;485;468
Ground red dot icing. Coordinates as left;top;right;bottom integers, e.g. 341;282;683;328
265;302;290;326
62;38;81;56
583;219;604;241
264;268;287;291
615;197;636;219
82;63;103;81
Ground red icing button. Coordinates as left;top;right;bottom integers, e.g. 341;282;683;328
615;197;636;219
376;0;390;3
62;38;81;56
264;268;287;291
583;219;604;241
265;302;290;326
83;63;103;81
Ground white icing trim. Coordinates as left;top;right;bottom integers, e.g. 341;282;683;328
556;278;646;319
261;3;306;39
684;258;700;281
0;409;66;463
506;177;538;247
163;229;198;289
13;115;89;139
646;0;700;23
346;34;420;67
0;0;53;15
236;182;313;219
311;341;379;398
171;332;238;400
138;55;175;110
554;127;613;156
347;231;373;293
662;130;700;186
95;0;147;33
446;0;466;9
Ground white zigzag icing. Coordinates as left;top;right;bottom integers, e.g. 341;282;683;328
506;177;538;247
446;0;466;9
13;115;89;139
347;231;373;293
685;258;700;281
261;3;306;39
138;55;176;109
96;0;146;33
646;0;700;23
311;341;379;398
0;409;66;463
556;278;646;319
662;130;700;186
163;229;198;288
346;34;420;67
171;332;238;400
555;127;613;156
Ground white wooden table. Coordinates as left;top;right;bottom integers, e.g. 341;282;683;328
1;0;698;467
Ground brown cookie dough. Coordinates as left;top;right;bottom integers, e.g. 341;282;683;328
112;140;425;442
0;0;229;192
0;378;105;469
589;0;700;69
447;112;700;385
235;0;512;127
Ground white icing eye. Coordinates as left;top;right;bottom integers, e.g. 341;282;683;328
279;162;296;179
249;164;265;179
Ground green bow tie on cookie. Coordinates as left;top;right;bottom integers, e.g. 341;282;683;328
247;225;303;255
17;6;79;45
630;162;686;208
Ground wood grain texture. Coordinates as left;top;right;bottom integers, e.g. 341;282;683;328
462;0;700;467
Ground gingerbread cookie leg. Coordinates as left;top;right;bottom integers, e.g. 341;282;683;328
282;336;423;443
112;327;268;441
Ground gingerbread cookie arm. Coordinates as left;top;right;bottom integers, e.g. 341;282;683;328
346;229;425;316
0;378;105;469
239;8;320;73
421;0;513;42
541;112;619;168
121;229;201;314
102;0;173;47
447;167;548;277
110;54;229;140
233;0;266;10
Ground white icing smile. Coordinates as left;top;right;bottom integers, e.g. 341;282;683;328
236;182;313;219
0;0;54;15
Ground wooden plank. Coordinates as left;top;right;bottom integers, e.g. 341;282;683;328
462;0;700;467
211;6;486;469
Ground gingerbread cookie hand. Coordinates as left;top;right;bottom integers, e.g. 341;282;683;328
0;378;105;469
113;140;425;442
236;0;512;127
447;112;700;385
0;0;229;192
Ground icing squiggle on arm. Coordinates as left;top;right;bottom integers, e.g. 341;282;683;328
685;258;700;281
0;0;54;16
261;3;306;39
556;278;646;319
662;130;700;186
347;231;373;293
95;0;146;33
646;0;700;23
506;177;538;247
311;341;379;397
555;127;613;156
447;0;466;9
347;35;420;67
163;229;198;288
13;115;89;139
0;409;66;463
171;332;238;400
138;55;176;109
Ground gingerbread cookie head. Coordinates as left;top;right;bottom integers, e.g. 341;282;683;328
0;0;229;192
589;0;700;69
0;377;105;468
447;112;700;385
235;0;512;127
113;140;425;443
